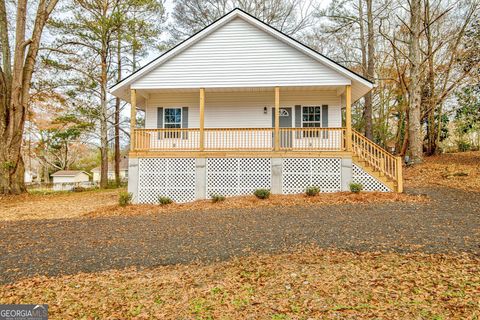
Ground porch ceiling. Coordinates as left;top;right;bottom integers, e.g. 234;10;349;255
129;85;352;109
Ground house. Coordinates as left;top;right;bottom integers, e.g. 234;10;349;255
111;8;403;204
51;170;90;191
92;157;129;183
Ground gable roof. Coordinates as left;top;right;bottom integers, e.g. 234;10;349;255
51;170;88;177
110;8;373;100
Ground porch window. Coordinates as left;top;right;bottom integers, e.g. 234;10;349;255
164;108;182;138
302;106;321;137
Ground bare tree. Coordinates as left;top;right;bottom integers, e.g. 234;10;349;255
0;0;60;194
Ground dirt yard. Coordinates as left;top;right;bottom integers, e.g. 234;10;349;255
1;248;478;319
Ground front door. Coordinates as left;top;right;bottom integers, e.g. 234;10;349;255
272;107;292;148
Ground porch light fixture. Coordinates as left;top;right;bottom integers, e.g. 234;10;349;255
264;106;267;114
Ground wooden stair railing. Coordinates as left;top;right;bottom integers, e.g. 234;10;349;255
351;130;403;192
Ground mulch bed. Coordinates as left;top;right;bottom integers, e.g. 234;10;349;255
1;247;478;319
86;191;426;219
1;186;478;285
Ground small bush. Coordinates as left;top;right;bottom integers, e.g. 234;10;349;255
211;194;226;203
118;191;133;207
72;186;86;192
305;186;321;196
254;188;271;199
158;196;173;205
457;140;471;152
349;182;363;193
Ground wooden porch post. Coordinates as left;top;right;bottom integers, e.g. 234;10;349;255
345;85;352;151
200;88;205;151
130;89;137;151
274;86;280;151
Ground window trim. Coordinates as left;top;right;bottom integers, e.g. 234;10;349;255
301;105;322;128
163;107;183;129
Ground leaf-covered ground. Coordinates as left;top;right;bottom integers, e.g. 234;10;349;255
405;151;480;191
86;191;425;219
0;188;119;222
0;187;423;222
1;247;478;319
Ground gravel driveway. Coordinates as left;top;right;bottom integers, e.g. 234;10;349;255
1;186;479;284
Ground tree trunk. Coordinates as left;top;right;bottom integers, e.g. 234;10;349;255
99;46;109;189
425;0;437;156
364;0;374;140
114;34;122;187
407;0;423;163
0;0;59;194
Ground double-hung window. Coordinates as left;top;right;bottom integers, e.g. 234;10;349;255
302;106;321;137
164;108;182;138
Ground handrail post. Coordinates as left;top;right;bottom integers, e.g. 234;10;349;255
200;88;205;151
274;86;280;151
345;85;352;151
130;89;137;151
396;156;404;193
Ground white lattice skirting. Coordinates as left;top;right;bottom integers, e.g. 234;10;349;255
138;158;196;203
282;158;342;193
206;158;271;197
352;163;391;192
134;157;392;203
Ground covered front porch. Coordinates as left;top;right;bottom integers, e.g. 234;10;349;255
129;85;354;155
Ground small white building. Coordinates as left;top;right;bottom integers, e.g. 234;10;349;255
91;158;129;183
51;170;90;191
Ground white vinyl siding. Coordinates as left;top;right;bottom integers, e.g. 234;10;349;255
145;90;342;129
133;18;350;89
52;173;89;184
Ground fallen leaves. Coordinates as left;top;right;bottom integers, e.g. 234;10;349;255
1;247;478;319
85;191;426;219
405;151;480;191
0;189;119;222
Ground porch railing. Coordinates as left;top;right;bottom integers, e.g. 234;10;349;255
132;127;346;152
352;129;403;192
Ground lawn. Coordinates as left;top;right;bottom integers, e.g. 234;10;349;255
1;248;478;319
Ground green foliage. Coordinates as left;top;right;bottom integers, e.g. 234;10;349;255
305;186;321;196
158;196;173;205
119;191;133;206
349;183;363;193
457;140;471;152
455;86;480;139
211;194;226;203
254;188;271;199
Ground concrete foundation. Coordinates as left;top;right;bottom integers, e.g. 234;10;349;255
340;157;353;191
195;158;207;199
128;158;139;203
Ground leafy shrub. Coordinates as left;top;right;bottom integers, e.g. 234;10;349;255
118;191;133;207
158;196;173;205
253;188;271;199
211;194;226;203
305;186;321;196
349;182;363;193
457;140;471;152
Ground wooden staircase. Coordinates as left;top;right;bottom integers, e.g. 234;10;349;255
351;130;403;192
